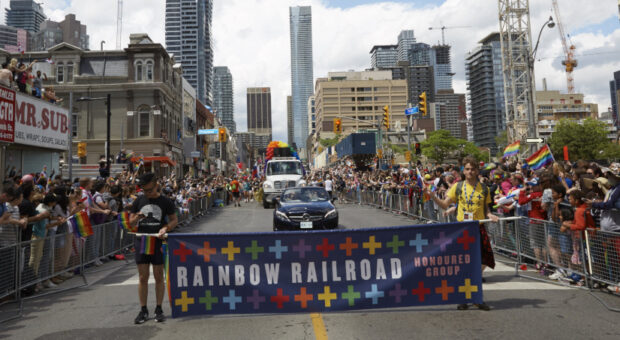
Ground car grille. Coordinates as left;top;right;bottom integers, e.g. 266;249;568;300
274;181;297;189
288;213;324;222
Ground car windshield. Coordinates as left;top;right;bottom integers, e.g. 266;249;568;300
281;187;329;203
267;161;302;176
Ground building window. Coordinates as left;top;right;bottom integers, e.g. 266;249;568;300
139;109;150;137
146;60;153;81
56;62;64;83
66;62;74;83
135;61;143;81
72;113;78;138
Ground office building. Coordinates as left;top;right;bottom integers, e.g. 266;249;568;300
370;45;398;69
165;0;214;105
397;30;416;62
32;14;89;51
289;6;314;149
287;95;294;144
435;90;467;139
213;66;235;133
408;43;431;66
536;90;599;139
609;70;620;126
466;33;506;153
5;0;46;34
307;95;316;136
247;87;272;149
407;43;453;93
0;25;27;53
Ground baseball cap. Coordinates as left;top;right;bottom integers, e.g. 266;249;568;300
526;178;539;186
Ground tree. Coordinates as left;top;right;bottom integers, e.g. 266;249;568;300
494;131;508;159
320;136;340;148
547;118;611;161
421;130;488;163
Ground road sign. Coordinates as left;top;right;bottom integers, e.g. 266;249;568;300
198;129;218;135
190;151;201;158
405;107;419;116
526;138;545;144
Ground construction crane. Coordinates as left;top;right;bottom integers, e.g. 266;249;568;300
552;0;578;94
428;25;471;45
116;0;123;49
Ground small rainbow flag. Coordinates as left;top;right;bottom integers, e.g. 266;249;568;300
140;236;156;255
117;211;137;232
68;210;93;237
503;141;520;159
526;144;554;170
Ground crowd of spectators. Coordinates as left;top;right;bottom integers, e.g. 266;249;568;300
0;58;62;104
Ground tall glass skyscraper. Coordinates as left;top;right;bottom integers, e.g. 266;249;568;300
397;30;416;62
5;0;46;34
165;0;214;105
289;6;314;149
214;66;235;133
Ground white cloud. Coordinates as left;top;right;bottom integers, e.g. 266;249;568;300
19;0;620;141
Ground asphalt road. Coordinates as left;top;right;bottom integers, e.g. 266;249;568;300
1;201;619;340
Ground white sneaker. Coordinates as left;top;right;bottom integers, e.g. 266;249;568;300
94;259;103;267
548;271;564;280
42;280;57;288
61;271;74;279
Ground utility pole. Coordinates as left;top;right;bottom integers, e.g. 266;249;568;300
68;92;73;181
407;103;412;169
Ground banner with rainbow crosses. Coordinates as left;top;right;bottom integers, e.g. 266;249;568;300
167;222;483;317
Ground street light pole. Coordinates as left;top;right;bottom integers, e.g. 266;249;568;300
528;16;555;141
106;94;111;171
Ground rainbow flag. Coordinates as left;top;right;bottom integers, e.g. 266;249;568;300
140;236;156;255
526;144;554;170
117;211;137;232
503;141;520;159
68;210;93;237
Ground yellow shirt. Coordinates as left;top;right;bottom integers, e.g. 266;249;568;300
446;181;492;222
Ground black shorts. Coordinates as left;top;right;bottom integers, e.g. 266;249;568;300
233;191;240;198
134;238;164;265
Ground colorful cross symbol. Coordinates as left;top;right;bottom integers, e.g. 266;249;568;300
269;240;288;259
339;237;359;256
458;278;479;299
294;287;314;309
245;240;264;260
365;284;384;305
341;285;361;307
457;230;476;251
270;288;290;309
222;289;242;310
363;236;382;255
386;235;405;254
316;238;335;258
221;241;241;261
246;289;266;310
435;280;455;301
292;239;312;259
173;242;192;262
198;290;218;311
197;241;217;262
318;286;338;308
409;233;429;253
388;283;407;303
433;232;452;252
411;281;431;302
175;291;194;312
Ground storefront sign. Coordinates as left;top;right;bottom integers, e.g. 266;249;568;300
13;92;69;150
0;87;16;143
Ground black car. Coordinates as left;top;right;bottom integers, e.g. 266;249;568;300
273;187;338;231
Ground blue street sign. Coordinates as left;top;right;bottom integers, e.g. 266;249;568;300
198;129;218;135
405;107;419;116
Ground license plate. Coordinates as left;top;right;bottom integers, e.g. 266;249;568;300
300;221;313;229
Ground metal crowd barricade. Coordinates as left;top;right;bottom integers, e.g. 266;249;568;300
585;229;620;288
0;197;209;324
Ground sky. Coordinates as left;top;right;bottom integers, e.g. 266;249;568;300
14;0;620;142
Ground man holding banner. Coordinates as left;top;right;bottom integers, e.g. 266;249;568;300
426;156;499;311
129;173;178;324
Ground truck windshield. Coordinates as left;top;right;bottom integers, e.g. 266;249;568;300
267;161;302;176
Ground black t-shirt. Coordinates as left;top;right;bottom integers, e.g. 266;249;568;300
18;198;36;240
131;194;176;234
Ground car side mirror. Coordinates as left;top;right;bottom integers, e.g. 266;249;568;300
272;197;280;205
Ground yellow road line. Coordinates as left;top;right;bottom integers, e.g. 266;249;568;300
310;312;328;340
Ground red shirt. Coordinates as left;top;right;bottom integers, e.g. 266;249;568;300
518;190;546;221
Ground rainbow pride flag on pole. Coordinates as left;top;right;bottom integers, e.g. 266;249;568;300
526;144;554;170
117;211;137;232
502;141;520;159
140;236;156;255
68;210;93;237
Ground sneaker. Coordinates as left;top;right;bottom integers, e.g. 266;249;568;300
474;303;491;311
457;303;468;310
94;259;103;267
42;280;57;288
548;270;564;280
134;310;148;324
154;307;165;322
569;273;582;283
60;272;74;279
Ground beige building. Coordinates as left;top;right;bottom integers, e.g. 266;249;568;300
314;70;407;136
536;90;599;139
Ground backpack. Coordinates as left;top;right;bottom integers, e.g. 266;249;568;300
455;181;489;216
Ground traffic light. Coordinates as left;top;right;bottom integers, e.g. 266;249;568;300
405;151;411;162
415;143;421;155
419;92;427;116
382;105;389;129
377;148;383;159
77;142;87;158
333;118;342;133
218;127;227;142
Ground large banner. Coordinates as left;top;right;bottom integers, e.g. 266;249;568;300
167;222;482;318
0;87;15;143
13;92;69;150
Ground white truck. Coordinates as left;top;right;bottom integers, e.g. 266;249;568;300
262;157;306;208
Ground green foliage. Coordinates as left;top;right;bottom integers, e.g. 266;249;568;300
495;131;508;159
320;136;340;148
421;130;488;164
547;118;612;161
387;143;408;155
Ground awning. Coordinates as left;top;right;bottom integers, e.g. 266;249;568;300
131;156;177;167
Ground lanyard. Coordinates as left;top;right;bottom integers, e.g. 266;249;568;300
462;182;479;211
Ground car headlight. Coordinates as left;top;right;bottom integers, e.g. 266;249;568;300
298;180;306;187
325;209;338;219
275;210;290;221
264;182;273;189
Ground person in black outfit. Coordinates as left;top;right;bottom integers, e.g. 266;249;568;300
129;173;178;324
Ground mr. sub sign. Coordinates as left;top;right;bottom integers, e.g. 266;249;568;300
3;89;69;150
